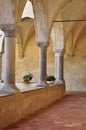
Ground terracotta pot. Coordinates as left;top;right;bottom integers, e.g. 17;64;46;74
47;81;55;84
24;80;30;83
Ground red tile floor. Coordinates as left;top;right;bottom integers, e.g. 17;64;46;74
3;92;86;130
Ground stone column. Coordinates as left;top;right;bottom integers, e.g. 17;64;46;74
0;29;19;94
0;53;3;83
37;43;48;87
55;50;65;84
32;0;48;87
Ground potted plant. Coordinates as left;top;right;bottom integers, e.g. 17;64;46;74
47;75;56;84
23;73;33;83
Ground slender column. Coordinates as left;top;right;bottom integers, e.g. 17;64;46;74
0;53;3;83
37;44;48;87
32;0;48;86
0;29;19;94
55;50;65;84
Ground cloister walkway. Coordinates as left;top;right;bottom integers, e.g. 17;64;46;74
3;92;86;130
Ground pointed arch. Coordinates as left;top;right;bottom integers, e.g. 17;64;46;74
51;21;64;52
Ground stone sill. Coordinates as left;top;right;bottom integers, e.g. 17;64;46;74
0;82;57;97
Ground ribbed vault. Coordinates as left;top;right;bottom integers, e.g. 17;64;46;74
13;0;86;56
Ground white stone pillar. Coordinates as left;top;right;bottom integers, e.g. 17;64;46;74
0;53;3;83
37;44;48;87
55;50;65;84
0;29;19;94
32;0;48;87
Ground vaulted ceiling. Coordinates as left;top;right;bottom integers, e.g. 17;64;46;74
15;0;86;55
44;0;86;37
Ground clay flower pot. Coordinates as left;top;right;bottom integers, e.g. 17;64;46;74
47;76;56;84
23;73;33;84
24;80;30;84
47;81;55;84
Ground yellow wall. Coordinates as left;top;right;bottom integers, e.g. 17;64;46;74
14;30;86;91
0;84;65;129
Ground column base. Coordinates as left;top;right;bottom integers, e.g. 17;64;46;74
0;84;20;94
36;81;48;87
55;80;65;85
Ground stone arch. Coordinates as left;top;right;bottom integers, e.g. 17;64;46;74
51;20;64;52
72;24;86;55
64;15;86;56
47;0;72;37
14;0;27;23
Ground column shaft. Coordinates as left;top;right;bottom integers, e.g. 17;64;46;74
40;46;47;81
0;29;20;94
4;37;15;84
55;51;64;84
0;54;2;82
37;45;48;87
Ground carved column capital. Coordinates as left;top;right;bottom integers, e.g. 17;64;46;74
37;41;49;48
55;49;65;56
1;27;15;37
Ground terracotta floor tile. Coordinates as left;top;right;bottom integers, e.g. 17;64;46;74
3;92;86;130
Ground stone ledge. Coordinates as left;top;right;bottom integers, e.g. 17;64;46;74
0;84;65;129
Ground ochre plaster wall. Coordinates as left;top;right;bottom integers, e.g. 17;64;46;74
14;30;86;91
64;56;86;91
15;35;55;82
0;84;65;129
1;27;86;91
64;30;86;91
15;35;39;82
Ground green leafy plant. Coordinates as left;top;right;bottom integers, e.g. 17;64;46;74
47;76;56;81
23;73;33;81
